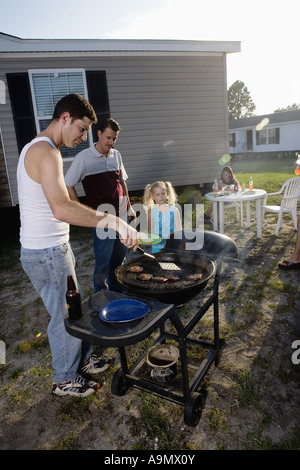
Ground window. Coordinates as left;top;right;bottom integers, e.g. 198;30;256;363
256;127;280;146
268;128;280;144
257;129;267;145
28;69;92;159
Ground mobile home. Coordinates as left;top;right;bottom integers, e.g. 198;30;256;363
229;110;300;158
0;32;240;207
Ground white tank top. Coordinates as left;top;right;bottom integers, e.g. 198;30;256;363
17;137;69;249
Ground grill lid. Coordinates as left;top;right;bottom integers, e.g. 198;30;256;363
164;230;239;262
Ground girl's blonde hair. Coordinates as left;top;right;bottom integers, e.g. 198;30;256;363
143;181;178;210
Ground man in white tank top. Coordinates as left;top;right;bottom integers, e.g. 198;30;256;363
17;94;138;397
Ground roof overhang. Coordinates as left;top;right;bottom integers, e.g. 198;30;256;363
229;109;300;129
0;33;241;58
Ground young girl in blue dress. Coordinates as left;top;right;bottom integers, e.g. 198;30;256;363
143;181;182;253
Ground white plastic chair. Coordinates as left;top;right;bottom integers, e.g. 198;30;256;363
225;201;244;225
203;199;243;230
262;177;300;235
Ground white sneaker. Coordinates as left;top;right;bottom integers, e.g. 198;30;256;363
52;375;100;397
80;356;111;374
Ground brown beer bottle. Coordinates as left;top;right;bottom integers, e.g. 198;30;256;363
66;275;82;321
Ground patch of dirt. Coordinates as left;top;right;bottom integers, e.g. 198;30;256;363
0;215;300;450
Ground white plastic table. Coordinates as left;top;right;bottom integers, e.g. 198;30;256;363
205;189;267;238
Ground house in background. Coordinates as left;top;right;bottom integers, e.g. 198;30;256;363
229;110;300;158
0;32;240;207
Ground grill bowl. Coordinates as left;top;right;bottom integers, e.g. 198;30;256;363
115;251;216;305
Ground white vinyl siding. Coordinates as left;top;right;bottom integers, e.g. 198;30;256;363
102;55;227;190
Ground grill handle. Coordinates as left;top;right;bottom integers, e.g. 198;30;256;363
136;246;162;269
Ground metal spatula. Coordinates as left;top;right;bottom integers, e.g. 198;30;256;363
136;246;181;271
136;246;161;269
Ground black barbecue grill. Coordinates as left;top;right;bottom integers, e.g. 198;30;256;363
65;230;238;426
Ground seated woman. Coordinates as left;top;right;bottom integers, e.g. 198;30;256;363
205;166;240;221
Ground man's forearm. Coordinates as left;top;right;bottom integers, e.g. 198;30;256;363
54;199;111;228
54;199;135;242
67;186;80;202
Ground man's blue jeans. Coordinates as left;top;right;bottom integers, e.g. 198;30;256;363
20;242;92;384
93;228;127;293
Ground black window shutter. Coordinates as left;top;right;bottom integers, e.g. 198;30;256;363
6;73;36;153
232;133;236;147
85;71;110;142
247;130;253;150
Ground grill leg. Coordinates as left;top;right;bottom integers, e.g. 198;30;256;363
169;313;190;401
118;346;129;374
213;273;220;365
178;338;190;400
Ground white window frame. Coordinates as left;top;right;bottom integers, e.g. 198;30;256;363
0;126;14;206
28;68;93;161
257;127;280;146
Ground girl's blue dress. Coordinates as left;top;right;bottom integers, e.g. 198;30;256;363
151;205;175;253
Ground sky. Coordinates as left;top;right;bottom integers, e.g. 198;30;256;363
1;0;300;116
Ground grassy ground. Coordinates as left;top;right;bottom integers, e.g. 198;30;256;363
231;154;296;194
0;155;299;450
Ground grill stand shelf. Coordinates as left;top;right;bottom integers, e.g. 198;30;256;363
65;271;221;427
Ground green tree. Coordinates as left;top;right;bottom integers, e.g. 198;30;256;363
274;103;300;113
228;80;256;119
